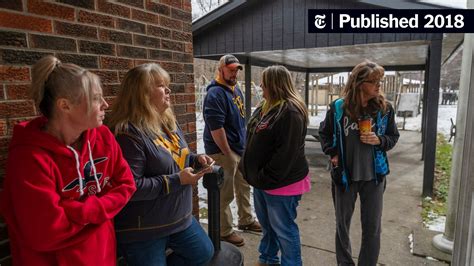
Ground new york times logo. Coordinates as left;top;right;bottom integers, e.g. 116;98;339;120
314;14;326;29
308;9;473;33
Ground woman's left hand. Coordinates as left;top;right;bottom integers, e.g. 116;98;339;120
360;132;381;145
197;154;214;168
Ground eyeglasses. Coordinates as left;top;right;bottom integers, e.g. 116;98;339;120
364;80;384;87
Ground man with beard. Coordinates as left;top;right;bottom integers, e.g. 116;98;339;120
203;54;261;247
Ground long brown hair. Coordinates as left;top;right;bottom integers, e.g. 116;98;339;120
261;65;308;122
108;63;176;136
31;55;101;118
342;60;387;121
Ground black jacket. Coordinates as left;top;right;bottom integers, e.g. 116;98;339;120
240;101;309;190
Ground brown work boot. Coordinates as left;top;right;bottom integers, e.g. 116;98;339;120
221;232;245;247
238;220;262;232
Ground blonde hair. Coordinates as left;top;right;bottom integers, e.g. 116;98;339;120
261;65;308;122
342;60;387;121
30;55;101;118
108;63;176;136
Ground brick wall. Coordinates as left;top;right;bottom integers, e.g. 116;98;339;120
0;0;195;264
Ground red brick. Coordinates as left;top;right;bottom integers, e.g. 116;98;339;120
172;73;193;83
183;63;193;73
173;104;186;115
172;31;192;42
56;53;99;68
173;52;193;63
118;45;147;59
169;83;184;93
160;16;182;30
171;8;190;22
0;11;52;33
92;70;119;84
149;49;172;61
0;137;11;152
183;1;191;12
0;86;4;100
147;25;171;38
182;22;192;32
134;59;156;66
161;39;184;52
0;49;51;65
0;31;27;48
79;40;115;56
187;121;196;132
117;0;144;8
0;66;30;82
28;0;75;21
98;0;131;18
55;21;98;39
102;84;120;97
100;57;133;70
133;35;160;49
99;29;133;44
78;10;115;28
0;120;6;137
104;96;116;108
173;93;194;104
171;73;194;83
132;9;158;24
57;0;95;10
184;42;193;53
117;18;146;34
5;84;29;100
118;71;127;82
159;61;183;73
0;0;22;11
146;1;170;16
161;0;182;9
188;141;196;152
184;83;195;93
29;34;77;52
0;101;35;117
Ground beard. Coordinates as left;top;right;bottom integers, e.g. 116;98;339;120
225;78;237;86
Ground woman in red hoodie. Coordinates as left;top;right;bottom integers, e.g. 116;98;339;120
0;55;136;266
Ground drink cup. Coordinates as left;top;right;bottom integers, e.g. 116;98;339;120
358;117;372;134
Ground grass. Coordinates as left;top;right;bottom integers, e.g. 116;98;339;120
421;134;452;224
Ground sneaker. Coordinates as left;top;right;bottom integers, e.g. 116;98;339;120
221;232;245;247
238;221;262;232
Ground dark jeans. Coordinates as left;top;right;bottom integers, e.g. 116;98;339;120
332;179;385;266
118;217;214;266
254;188;302;266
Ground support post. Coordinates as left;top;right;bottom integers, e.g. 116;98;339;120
245;58;252;122
422;37;442;197
305;70;309;108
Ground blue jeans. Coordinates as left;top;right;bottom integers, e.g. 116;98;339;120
118;217;214;266
254;188;302;266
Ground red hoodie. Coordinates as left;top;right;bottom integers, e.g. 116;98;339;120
0;117;136;266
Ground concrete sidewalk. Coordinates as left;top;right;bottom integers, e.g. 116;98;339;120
232;130;449;265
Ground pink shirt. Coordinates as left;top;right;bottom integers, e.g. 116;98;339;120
264;174;311;196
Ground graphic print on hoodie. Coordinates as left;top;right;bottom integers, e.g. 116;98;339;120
0;116;136;266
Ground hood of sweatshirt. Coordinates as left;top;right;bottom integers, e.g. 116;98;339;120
8;116;106;198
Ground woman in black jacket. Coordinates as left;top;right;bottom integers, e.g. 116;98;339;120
319;60;399;266
240;65;310;266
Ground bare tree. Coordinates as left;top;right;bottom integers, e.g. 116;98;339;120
192;0;226;20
